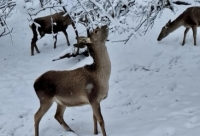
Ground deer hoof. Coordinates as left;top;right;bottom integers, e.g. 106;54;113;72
68;129;75;133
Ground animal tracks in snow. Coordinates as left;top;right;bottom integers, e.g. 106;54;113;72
145;126;176;136
168;107;200;117
185;116;200;128
157;82;184;97
131;64;159;72
168;107;200;129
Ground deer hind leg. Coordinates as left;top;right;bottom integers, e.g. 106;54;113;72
63;30;70;46
90;102;106;136
34;98;54;136
54;103;74;132
192;26;197;46
53;34;58;49
182;28;190;46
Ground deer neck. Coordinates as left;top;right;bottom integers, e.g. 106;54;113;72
88;43;111;76
168;18;184;33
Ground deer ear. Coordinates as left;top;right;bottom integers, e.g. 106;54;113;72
165;19;171;28
167;19;171;24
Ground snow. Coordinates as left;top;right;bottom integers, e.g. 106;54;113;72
1;1;200;136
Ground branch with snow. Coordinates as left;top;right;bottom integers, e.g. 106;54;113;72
0;0;16;40
24;0;174;44
67;0;174;43
0;27;13;37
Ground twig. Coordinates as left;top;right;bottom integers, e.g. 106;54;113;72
0;27;13;37
53;47;89;61
111;33;135;44
28;4;66;16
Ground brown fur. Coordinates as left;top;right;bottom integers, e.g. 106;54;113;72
33;25;110;136
30;12;79;56
157;6;200;45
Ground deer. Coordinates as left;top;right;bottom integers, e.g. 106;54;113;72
30;12;79;56
157;6;200;46
33;25;111;136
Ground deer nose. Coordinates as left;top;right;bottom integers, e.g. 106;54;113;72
157;37;161;41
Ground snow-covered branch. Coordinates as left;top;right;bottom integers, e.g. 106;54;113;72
23;0;174;43
0;0;16;39
68;0;174;43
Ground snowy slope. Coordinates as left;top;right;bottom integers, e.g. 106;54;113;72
1;1;200;136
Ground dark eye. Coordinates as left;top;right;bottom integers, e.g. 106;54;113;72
94;30;98;33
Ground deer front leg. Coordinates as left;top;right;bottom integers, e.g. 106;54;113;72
93;114;98;134
34;44;40;54
31;42;35;56
53;34;58;49
192;26;197;46
63;30;70;46
182;28;190;46
91;102;106;136
31;37;40;56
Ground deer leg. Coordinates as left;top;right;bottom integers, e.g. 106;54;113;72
63;30;70;46
182;28;190;46
31;42;35;56
34;99;53;136
53;34;58;49
35;33;45;53
54;104;74;132
192;26;197;46
91;102;106;136
72;22;79;38
31;37;40;56
34;44;40;54
87;29;90;37
93;114;98;134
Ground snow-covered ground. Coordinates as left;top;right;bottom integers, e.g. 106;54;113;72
1;1;200;136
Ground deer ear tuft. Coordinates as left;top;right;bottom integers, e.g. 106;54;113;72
167;19;171;24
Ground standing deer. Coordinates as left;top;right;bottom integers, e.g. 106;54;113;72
157;6;200;46
33;25;111;136
30;12;79;56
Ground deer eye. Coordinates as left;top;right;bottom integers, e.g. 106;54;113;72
94;30;98;33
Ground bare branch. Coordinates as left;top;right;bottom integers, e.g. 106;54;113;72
0;0;16;40
25;0;174;44
27;3;66;16
0;27;13;37
53;47;89;61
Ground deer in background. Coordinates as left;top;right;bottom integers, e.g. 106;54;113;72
30;12;79;56
157;6;200;46
33;25;111;136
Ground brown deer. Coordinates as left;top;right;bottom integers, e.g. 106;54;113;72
30;12;79;56
157;6;200;46
33;25;111;136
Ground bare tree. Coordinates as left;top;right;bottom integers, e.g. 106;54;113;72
20;0;175;58
67;0;174;43
25;0;174;37
20;0;175;52
2;0;195;43
0;0;16;39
